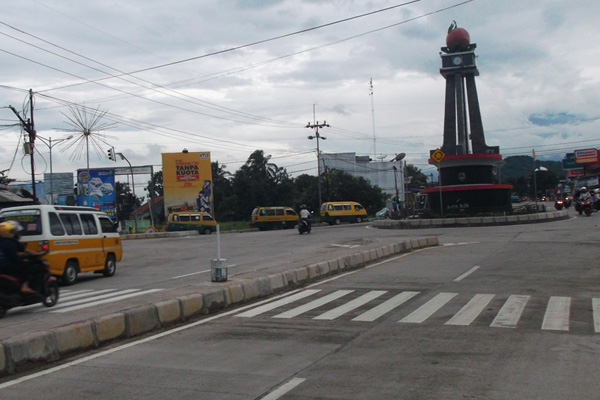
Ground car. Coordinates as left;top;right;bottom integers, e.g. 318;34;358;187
511;195;520;203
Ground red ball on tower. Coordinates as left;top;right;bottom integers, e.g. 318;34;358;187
446;21;470;52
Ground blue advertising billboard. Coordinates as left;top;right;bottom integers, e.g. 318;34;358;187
77;168;116;220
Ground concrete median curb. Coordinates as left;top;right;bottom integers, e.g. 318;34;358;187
373;209;568;229
0;236;438;376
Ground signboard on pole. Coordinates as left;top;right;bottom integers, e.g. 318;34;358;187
574;149;598;164
76;168;116;219
162;151;213;217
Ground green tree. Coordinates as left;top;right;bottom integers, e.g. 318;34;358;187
230;150;295;220
405;164;428;188
211;161;234;220
327;169;387;213
115;181;142;222
145;170;163;198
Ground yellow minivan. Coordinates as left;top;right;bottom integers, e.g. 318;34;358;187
250;206;298;230
0;205;123;285
320;201;368;225
165;211;217;235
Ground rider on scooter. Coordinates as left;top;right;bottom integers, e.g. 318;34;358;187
0;221;45;294
580;187;592;202
299;204;312;230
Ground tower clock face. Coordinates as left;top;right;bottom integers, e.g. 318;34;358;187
452;56;462;66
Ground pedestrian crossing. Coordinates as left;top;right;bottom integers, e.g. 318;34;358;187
36;288;163;314
236;289;600;333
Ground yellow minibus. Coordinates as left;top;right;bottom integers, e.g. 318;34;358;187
165;212;217;235
250;206;298;230
0;205;123;285
320;201;368;225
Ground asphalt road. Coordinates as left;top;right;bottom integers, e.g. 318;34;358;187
1;207;599;398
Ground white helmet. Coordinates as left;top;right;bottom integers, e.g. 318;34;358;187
581;187;588;192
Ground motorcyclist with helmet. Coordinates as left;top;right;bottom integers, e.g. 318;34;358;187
0;221;45;294
580;187;592;202
299;204;312;230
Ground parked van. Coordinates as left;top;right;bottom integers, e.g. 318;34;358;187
250;206;298;230
165;211;217;235
320;201;368;225
0;205;122;285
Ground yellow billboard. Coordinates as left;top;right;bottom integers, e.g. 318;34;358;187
162;151;213;216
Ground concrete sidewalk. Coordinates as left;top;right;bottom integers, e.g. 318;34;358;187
0;235;438;376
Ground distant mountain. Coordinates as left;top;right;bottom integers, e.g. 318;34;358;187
501;155;564;180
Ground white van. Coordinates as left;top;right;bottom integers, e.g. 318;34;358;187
0;205;123;285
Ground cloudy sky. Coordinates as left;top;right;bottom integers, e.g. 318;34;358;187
2;0;599;188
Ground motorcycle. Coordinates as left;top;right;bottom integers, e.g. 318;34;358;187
575;199;593;216
554;199;564;210
298;218;312;234
0;255;59;319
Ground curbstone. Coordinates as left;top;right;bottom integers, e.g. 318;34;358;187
282;269;298;286
307;263;319;279
0;344;5;375
316;261;330;276
224;283;245;304
361;250;371;262
482;216;495;225
178;293;204;319
55;321;95;354
255;276;272;297
93;313;126;344
328;259;340;273
293;267;309;283
267;273;285;293
126;305;160;336
202;289;227;314
240;279;260;301
2;331;58;372
155;298;183;325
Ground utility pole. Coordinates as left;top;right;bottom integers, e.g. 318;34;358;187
9;89;37;198
306;119;329;208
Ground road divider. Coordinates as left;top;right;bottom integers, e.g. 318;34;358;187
0;236;438;376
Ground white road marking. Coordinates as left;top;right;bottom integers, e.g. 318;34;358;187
454;266;480;282
593;299;600;333
236;290;321;318
0;288;309;390
52;289;163;313
330;244;361;248
261;377;306;400
273;290;354;319
400;292;458;323
445;294;495;326
542;296;571;331
314;290;387;320
59;289;117;301
490;295;530;328
353;291;420;322
172;269;211;279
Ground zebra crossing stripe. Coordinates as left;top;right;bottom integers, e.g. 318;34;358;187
54;289;140;309
490;295;530;328
314;290;387;320
235;289;321;318
352;291;420;322
400;292;458;323
60;289;118;302
593;299;600;333
542;296;571;331
445;294;495;326
273;290;354;319
52;289;163;313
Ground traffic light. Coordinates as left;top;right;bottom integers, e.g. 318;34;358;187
108;147;115;161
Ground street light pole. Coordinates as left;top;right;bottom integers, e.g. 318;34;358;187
306;120;329;208
117;152;138;234
37;135;73;204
